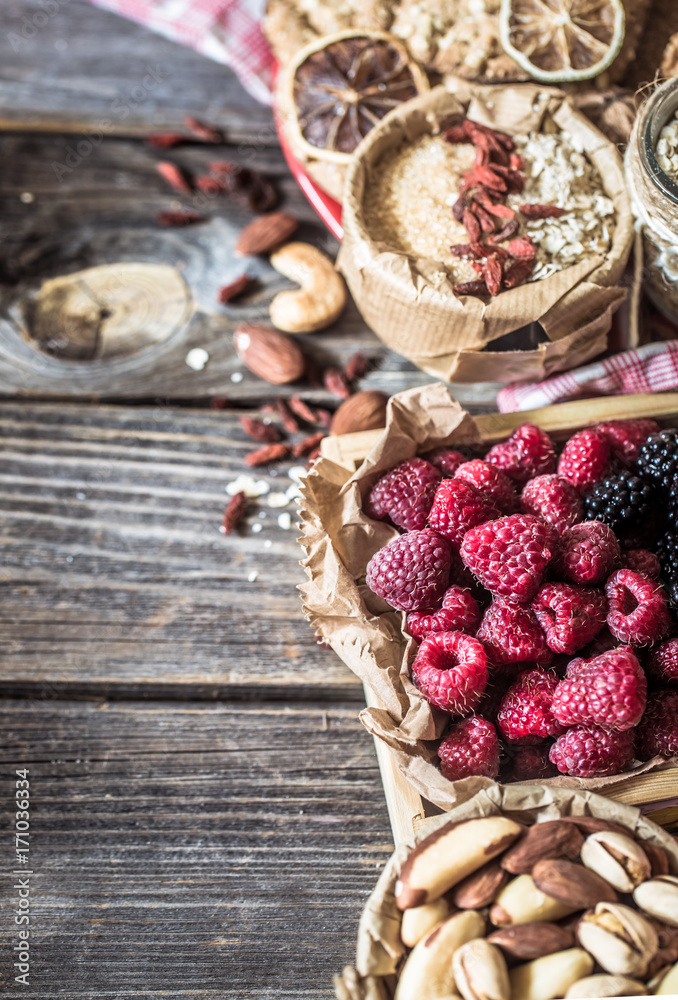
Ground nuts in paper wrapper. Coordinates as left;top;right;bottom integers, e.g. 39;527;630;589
337;83;634;384
298;383;678;810
331;780;678;999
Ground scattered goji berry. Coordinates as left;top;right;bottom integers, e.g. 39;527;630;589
344;351;367;381
156;211;205;226
453;278;489;296
450;243;486;260
452;195;468;222
483;257;503;296
473;165;507;192
240;416;282;443
463;207;482;243
156;161;193;193
183;116;222;143
245;443;291;466
275;398;299;434
519;203;566;219
488;219;520;244
288;397;319;424
292;432;325;458
473;202;497;234
510;151;525;171
147;132;189;148
323;368;351;399
503;259;535;289
222;491;248;534
218;275;254;303
507;236;537;261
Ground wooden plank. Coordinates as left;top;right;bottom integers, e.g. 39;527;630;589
0;697;393;997
0;0;274;142
320;392;678;469
0;401;366;698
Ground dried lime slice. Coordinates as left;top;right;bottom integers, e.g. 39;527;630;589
499;0;625;82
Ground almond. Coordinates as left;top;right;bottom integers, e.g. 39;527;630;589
532;858;618;909
452;859;509;910
501;821;584;875
488;922;575;961
233;323;305;385
235;211;298;255
330;390;388;436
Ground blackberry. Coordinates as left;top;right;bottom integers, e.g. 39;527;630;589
637;428;678;490
658;530;678;604
584;470;654;534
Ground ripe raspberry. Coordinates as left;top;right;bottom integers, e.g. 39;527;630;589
620;548;661;580
421;446;466;477
485;423;556;485
476;597;552;667
646;639;678;685
364;457;441;531
437;716;500;780
411;631;488;715
553;521;621;586
595;419;660;465
635;688;678;759
366;529;452;612
460;514;557;603
557;428;611;494
606;569;672;646
551;646;646;731
520;474;584;534
549;725;634;777
428;478;499;548
496;668;565;744
407;585;481;641
501;741;559;781
531;583;606;655
454;460;519;514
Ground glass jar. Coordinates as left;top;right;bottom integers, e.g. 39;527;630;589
625;77;678;324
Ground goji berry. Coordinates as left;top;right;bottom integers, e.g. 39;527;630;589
519;203;566;219
483;257;503;296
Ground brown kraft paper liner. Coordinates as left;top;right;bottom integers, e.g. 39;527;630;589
333;781;678;1000
298;383;678;811
337;83;634;384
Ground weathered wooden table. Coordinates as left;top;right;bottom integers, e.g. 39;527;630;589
0;3;486;996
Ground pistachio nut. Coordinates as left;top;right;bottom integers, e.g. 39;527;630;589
580;831;652;892
490;874;577;927
656;959;678;995
395;817;523;910
452;939;510;1000
577;902;658;978
394;909;485;1000
633;876;678;928
509;947;594;1000
642;840;670;877
564;973;648;997
648;965;672;993
487;922;574;961
400;898;452;948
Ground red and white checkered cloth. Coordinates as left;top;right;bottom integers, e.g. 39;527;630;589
497;340;678;412
87;0;274;105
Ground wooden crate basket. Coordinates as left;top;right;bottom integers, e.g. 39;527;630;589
307;390;678;844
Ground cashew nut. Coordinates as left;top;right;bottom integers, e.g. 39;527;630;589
269;241;346;333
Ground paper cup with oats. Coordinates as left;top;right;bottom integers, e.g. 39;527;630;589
337;81;634;384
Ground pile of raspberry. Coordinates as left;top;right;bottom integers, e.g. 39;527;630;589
364;418;678;783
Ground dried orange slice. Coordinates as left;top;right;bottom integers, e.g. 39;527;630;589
280;30;429;166
499;0;625;82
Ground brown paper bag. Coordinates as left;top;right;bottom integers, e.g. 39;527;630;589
337;83;635;383
299;384;678;810
333;781;678;998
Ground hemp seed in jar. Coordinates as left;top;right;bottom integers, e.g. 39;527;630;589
363;116;615;297
626;77;678;323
